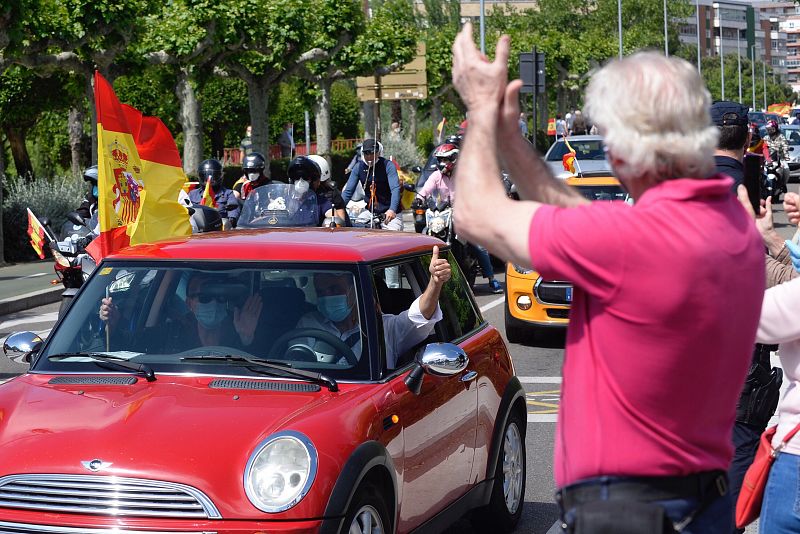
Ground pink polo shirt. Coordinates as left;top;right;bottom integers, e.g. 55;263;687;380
529;176;764;488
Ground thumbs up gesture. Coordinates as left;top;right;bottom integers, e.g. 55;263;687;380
429;245;452;285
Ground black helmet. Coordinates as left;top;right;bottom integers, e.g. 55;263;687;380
199;159;223;189
287;156;321;183
83;165;98;184
242;152;266;180
443;134;462;147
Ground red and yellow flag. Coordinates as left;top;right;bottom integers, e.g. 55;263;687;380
200;179;217;208
547;118;556;136
435;117;446;143
562;137;577;174
87;72;191;261
27;208;51;259
767;102;792;116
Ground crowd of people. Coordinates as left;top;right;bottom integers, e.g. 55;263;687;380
450;20;800;534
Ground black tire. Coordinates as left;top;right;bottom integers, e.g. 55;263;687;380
58;295;73;319
471;411;526;533
341;482;392;534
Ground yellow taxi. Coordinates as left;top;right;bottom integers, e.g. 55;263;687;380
504;175;629;343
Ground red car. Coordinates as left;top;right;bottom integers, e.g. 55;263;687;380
1;228;526;534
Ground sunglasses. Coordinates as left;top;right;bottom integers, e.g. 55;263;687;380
189;293;227;304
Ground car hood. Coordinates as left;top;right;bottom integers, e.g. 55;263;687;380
0;373;375;516
547;159;612;177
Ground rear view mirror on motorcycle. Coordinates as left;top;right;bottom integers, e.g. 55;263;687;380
66;211;87;228
411;165;422;173
403;183;416;192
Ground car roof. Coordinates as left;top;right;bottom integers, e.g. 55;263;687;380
553;135;603;142
565;176;621;186
107;228;444;263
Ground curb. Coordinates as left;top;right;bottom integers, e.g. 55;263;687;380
0;286;63;316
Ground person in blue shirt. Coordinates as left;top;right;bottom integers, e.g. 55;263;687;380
189;159;240;228
341;139;403;231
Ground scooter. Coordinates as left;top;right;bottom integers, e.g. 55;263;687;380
420;191;479;288
50;211;98;318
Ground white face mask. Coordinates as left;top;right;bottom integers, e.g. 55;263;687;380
293;179;309;195
247;172;260;182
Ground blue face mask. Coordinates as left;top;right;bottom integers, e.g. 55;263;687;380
194;300;228;328
92;185;98;198
317;294;352;323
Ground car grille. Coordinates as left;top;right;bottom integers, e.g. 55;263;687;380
535;281;572;305
0;474;220;519
546;309;570;319
0;521;216;534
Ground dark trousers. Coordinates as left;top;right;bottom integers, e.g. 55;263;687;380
728;421;763;534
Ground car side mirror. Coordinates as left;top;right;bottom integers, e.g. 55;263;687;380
3;331;43;364
66;211;86;228
411;165;422;173
404;342;469;395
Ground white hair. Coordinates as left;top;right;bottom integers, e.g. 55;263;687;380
585;52;718;182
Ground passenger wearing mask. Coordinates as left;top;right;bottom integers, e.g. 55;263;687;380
76;165;99;221
287;155;347;226
233;152;272;201
189;159;240;228
341;139;403;231
99;273;263;352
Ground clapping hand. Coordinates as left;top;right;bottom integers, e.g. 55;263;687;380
429;246;452;285
784;192;800;226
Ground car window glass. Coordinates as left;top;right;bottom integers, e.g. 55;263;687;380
420;250;481;340
38;263;371;380
546;140;605;161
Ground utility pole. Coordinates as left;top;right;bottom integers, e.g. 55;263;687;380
751;44;757;110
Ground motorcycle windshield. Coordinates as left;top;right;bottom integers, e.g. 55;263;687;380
238;184;319;228
426;189;451;212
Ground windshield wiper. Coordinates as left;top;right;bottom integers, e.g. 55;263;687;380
47;352;156;382
181;355;338;392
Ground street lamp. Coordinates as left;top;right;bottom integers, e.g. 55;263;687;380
751;44;757;110
763;56;768;110
618;0;623;58
715;3;725;100
479;0;486;54
664;0;669;56
737;30;742;103
696;0;702;72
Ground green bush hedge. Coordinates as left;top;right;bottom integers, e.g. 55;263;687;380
3;175;86;263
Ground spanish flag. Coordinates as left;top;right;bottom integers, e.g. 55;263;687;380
767;102;792;116
200;179;217;208
435;117;446;143
87;72;191;261
27;208;52;260
562;137;577;174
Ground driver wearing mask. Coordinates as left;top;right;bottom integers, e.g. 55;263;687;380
233;152;272;201
295;246;451;369
99;273;263;352
76;165;99;221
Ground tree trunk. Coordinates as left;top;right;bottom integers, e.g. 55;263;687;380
314;79;332;157
210;127;225;160
431;99;443;143
4;126;33;179
246;76;271;171
362;101;376;139
391;100;402;125
68;107;84;176
175;67;203;177
0;135;5;265
404;100;417;144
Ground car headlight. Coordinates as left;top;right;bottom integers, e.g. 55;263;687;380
244;431;317;513
430;216;446;234
512;264;535;275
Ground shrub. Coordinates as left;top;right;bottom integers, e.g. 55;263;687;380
380;130;423;170
416;126;434;156
2;175;86;263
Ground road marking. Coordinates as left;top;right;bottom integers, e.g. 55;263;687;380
519;376;562;384
0;312;59;331
479;296;505;313
21;273;48;279
547;520;564;533
528;414;558;422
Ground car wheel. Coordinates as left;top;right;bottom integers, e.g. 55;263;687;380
342;482;391;534
471;411;526;533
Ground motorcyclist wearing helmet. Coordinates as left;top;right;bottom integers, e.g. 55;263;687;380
341;138;402;230
287;155;348;226
765;119;790;195
189;159;240;228
76;165;99;221
233;152;272;201
416;143;504;294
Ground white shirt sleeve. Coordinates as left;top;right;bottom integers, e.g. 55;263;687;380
757;276;800;345
382;297;443;369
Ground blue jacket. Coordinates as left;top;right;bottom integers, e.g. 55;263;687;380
342;158;401;213
189;186;240;221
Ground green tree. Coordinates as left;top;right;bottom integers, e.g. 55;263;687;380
199;75;250;159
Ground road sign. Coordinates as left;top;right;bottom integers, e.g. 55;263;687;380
356;43;428;101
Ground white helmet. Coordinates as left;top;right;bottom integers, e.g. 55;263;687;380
307;155;331;182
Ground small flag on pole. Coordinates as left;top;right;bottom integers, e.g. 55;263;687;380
200;179;217;208
27;208;53;259
436;117;446;144
562;137;577;174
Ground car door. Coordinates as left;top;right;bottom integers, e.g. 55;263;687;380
375;253;479;530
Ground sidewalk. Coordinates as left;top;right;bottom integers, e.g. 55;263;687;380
0;261;62;315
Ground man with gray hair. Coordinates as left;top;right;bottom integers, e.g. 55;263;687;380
452;23;764;533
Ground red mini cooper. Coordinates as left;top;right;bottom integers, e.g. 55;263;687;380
1;228;526;534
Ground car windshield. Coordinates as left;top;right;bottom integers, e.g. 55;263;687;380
749;112;766;125
546;139;606;162
782;127;800;145
576;185;629;202
238;183;319;228
36;262;372;380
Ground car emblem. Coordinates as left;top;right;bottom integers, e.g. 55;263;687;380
81;459;113;472
268;215;278;225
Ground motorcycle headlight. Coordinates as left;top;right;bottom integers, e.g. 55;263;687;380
51;248;70;268
430;216;446;234
244;431;317;513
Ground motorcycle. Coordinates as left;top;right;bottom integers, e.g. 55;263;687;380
421;190;479;288
237;183;319;228
764;150;788;203
49;211;98;318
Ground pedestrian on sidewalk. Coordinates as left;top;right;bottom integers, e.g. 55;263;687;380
452;25;764;534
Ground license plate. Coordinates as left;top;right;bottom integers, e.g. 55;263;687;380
565;287;573;303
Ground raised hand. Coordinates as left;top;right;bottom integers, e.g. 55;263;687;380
451;21;510;114
99;297;118;326
784;192;800;226
234;294;263;346
429;245;452;285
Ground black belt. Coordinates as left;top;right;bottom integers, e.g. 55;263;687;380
556;470;728;511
